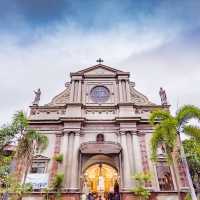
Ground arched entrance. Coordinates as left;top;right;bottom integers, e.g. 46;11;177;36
82;163;120;197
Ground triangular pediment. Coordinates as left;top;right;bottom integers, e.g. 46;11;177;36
85;66;116;75
33;154;50;160
73;64;128;76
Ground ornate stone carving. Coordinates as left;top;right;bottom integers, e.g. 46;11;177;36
130;82;155;106
32;88;41;105
80;142;121;154
159;87;168;105
76;65;123;75
33;154;50;160
48;83;70;106
84;67;116;75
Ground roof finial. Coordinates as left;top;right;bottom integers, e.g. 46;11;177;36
96;58;104;64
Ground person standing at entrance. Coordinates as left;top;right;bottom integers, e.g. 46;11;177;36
88;193;95;200
114;193;120;200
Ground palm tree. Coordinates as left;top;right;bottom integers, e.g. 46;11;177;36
0;111;48;199
16;129;48;183
13;111;48;183
149;105;200;200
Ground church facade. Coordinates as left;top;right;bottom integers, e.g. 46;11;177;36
24;63;189;200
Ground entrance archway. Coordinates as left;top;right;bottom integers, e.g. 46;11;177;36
82;163;119;196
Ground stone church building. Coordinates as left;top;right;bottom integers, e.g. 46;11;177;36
25;63;189;200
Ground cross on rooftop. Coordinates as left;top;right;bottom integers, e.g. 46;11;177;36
96;58;104;64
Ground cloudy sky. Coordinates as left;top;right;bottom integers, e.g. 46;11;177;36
0;0;200;125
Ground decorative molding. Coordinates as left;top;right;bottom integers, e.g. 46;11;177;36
48;83;70;106
130;82;156;106
80;141;122;154
73;64;126;75
33;154;50;160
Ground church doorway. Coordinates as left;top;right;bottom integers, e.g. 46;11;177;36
82;163;120;198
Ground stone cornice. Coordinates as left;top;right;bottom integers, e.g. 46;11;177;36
30;105;66;109
134;104;170;109
66;103;83;106
82;105;117;109
117;103;135;106
29;119;62;124
119;130;137;135
29;117;85;124
59;117;85;122
115;116;141;122
63;130;81;135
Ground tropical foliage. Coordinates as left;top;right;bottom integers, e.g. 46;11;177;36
0;110;48;197
16;128;48;182
54;153;64;163
51;172;64;200
132;172;151;200
0;175;33;200
149;105;200;162
51;173;64;190
0;154;12;187
42;172;64;200
149;105;200;200
183;139;200;193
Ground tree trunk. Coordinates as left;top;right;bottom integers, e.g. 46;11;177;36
180;144;197;200
22;158;32;184
171;157;182;200
177;134;197;200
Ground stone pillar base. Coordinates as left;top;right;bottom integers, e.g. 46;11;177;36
19;191;188;200
120;191;188;200
21;192;80;200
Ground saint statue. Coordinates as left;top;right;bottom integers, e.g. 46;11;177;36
159;87;168;105
32;88;41;105
157;144;166;155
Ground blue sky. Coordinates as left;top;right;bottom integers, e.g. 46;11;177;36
0;0;200;124
1;0;200;42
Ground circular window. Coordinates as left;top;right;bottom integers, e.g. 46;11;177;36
96;134;104;142
90;86;110;103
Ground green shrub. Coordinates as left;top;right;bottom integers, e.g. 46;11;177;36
54;154;63;163
51;172;64;190
131;172;151;200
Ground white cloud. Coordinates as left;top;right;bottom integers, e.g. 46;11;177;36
0;13;200;125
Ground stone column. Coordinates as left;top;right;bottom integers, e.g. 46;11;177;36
62;132;69;188
125;80;131;103
70;80;75;102
119;152;123;188
121;131;132;190
82;81;86;104
131;133;138;174
77;80;82;103
126;132;135;175
66;132;74;188
121;80;126;102
70;132;80;190
118;80;123;103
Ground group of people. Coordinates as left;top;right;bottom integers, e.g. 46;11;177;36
82;192;120;200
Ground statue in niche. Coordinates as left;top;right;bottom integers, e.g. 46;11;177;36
157;143;166;156
32;88;41;105
159;87;168;105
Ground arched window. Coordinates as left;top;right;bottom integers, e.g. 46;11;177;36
96;134;104;143
156;162;174;191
